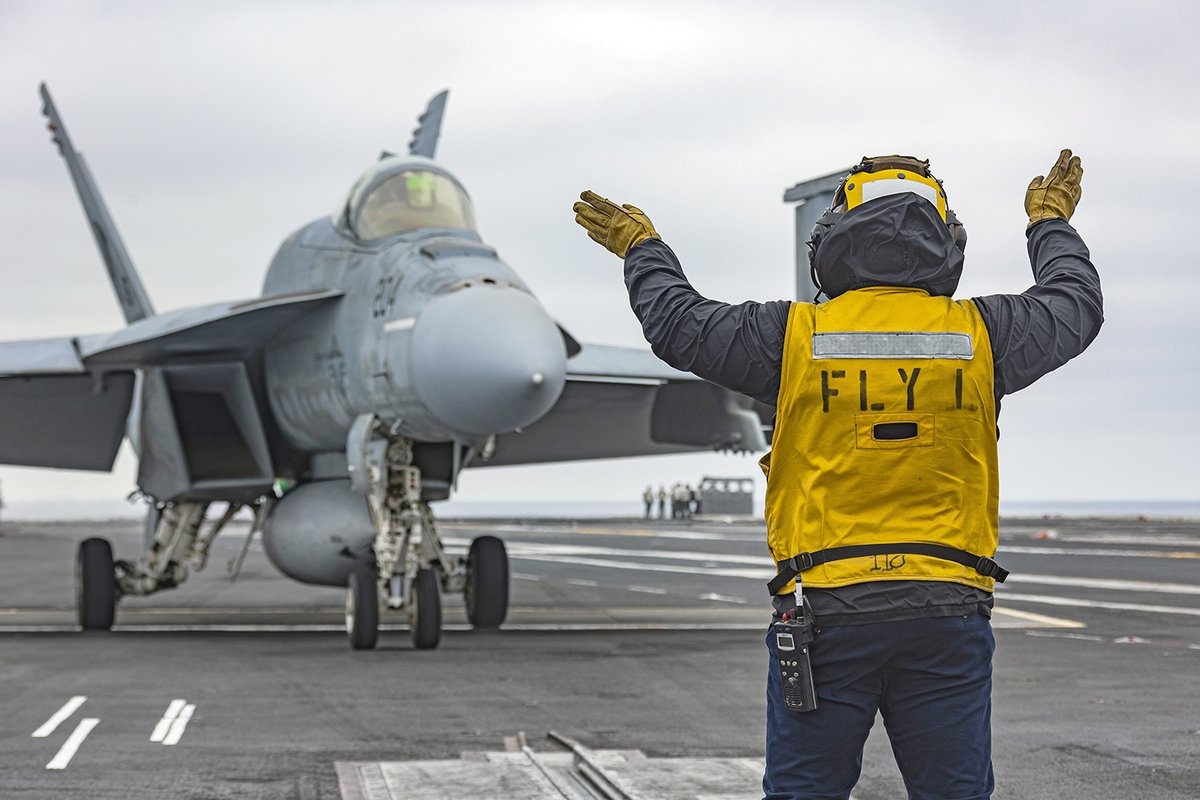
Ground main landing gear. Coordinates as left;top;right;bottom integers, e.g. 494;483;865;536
76;537;116;630
348;426;509;651
73;500;269;632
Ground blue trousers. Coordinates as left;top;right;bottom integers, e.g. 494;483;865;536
764;611;995;800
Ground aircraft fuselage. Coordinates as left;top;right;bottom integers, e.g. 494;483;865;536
260;199;567;454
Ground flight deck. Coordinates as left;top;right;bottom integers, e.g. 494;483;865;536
1;514;1198;798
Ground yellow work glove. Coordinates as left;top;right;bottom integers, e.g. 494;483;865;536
1025;148;1083;228
573;190;660;258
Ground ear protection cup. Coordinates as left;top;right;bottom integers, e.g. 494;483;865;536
946;209;968;254
806;207;843;301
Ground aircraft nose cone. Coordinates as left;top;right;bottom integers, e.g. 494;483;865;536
410;285;567;437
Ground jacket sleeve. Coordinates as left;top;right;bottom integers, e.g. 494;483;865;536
623;238;791;406
971;219;1103;403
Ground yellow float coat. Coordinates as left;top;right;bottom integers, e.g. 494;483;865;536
762;287;999;594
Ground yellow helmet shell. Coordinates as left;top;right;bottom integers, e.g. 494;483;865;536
842;167;947;222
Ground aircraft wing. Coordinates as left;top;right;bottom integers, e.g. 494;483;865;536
0;337;135;470
0;290;342;471
480;344;769;467
79;289;342;367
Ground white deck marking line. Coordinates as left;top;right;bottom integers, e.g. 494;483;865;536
474;525;763;542
700;593;749;604
628;585;668;595
513;550;1200;599
161;703;195;746
0;622;773;633
150;699;188;743
32;695;87;738
1024;631;1107;642
1006;574;1200;595
45;718;99;770
1000;545;1200;559
1004;532;1200;547
508;542;1200;587
1001;593;1200;617
506;541;769;566
992;606;1085;629
510;553;767;580
566;578;599;587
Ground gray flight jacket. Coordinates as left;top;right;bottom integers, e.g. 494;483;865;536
622;217;1103;625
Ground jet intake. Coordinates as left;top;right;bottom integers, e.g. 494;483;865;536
409;284;566;438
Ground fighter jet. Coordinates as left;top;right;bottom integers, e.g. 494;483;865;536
0;85;767;650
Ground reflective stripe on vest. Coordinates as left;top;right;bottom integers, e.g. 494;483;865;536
761;286;999;594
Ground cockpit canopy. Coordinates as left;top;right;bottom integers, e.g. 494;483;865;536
339;158;477;241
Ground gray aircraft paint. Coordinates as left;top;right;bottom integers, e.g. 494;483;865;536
261;166;566;450
0;86;767;588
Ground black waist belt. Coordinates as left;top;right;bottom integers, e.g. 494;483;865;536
768;543;1009;596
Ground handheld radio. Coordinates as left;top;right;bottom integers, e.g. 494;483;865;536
773;607;818;713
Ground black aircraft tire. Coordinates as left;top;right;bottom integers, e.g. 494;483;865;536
76;537;116;631
465;536;509;628
410;568;442;650
346;568;379;651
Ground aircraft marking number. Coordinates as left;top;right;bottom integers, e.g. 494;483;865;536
373;275;403;318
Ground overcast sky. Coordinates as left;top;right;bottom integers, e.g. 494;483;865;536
0;0;1196;514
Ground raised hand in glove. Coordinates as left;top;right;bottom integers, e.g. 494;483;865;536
573;190;660;258
1025;148;1083;228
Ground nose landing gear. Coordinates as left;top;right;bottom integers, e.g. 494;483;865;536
346;567;380;650
348;418;510;651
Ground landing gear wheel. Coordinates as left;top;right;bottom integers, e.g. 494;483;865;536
409;568;442;650
465;536;509;628
346;568;380;650
76;537;116;631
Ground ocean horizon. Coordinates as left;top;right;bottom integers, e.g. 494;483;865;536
1;497;1197;522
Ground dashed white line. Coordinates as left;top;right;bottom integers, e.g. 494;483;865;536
628;586;668;595
510;573;542;581
150;699;188;743
566;578;599;587
699;593;749;604
45;718;99;770
32;695;87;738
162;703;195;746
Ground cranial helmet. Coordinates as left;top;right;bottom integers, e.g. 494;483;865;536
808;155;968;299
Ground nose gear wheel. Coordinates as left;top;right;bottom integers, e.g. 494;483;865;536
346;567;380;650
409;568;441;650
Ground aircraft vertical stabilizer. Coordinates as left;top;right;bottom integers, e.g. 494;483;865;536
39;83;155;324
407;90;448;159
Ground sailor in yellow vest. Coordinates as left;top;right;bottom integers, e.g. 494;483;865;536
573;150;1101;800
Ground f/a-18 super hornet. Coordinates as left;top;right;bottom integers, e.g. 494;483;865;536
0;85;766;649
